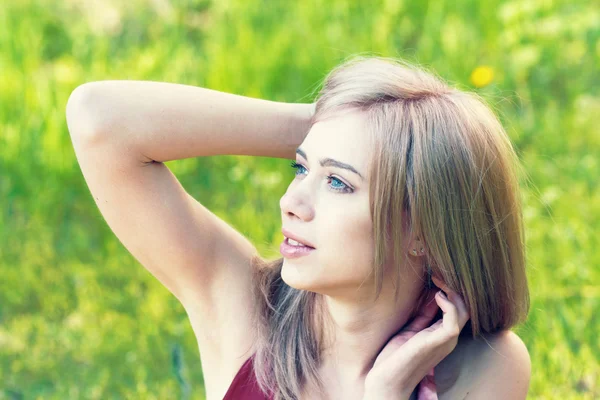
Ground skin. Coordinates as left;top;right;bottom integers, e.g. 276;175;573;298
278;108;531;400
279;109;435;397
363;276;470;398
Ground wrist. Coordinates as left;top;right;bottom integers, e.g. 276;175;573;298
280;102;313;159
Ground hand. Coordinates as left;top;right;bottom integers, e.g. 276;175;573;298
363;277;470;400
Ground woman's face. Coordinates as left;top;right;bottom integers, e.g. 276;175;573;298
279;110;376;300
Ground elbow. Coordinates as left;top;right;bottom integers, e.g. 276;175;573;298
66;82;109;147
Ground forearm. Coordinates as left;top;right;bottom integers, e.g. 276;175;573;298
66;80;312;161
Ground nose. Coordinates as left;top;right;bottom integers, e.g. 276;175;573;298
280;185;315;221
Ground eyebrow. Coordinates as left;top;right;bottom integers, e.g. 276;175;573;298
296;147;364;181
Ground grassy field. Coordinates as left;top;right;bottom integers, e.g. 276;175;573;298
0;0;598;398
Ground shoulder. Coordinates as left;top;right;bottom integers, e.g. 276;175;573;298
458;330;531;399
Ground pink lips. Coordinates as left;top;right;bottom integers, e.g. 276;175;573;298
280;237;315;259
281;228;316;248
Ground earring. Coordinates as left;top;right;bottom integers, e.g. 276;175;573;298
411;247;425;256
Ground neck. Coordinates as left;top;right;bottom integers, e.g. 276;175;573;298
315;275;424;385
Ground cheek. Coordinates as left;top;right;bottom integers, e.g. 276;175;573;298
343;216;372;249
321;204;373;273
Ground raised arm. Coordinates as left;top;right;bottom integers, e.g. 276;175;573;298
65;81;312;399
67;80;312;162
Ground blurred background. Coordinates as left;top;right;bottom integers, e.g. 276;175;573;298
0;0;598;398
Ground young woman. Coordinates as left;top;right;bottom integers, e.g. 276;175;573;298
66;56;531;400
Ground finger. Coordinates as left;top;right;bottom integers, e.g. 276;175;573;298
434;291;460;338
450;292;470;329
431;276;470;329
417;374;438;400
426;319;443;332
440;287;470;330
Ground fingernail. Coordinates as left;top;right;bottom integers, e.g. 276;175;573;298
437;290;447;300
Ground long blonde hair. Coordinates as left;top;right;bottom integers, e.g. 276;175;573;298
248;55;530;400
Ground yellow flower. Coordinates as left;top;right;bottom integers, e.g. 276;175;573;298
470;66;494;88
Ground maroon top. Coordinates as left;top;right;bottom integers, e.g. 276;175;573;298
223;354;271;400
222;354;429;399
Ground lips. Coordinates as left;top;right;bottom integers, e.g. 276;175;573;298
281;228;316;249
280;237;316;259
285;237;313;248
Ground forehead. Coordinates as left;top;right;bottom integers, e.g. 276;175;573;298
300;111;371;173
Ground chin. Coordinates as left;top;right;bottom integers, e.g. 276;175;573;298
281;259;320;292
281;259;306;288
281;260;339;296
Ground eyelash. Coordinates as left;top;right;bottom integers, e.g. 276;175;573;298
289;161;353;193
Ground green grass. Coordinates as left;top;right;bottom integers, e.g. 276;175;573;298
1;0;598;398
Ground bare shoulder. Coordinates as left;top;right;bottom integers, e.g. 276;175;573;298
437;330;531;399
470;330;531;367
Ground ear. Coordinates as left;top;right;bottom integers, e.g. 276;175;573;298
431;275;449;292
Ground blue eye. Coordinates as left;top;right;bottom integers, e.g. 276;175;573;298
290;161;307;176
289;161;353;193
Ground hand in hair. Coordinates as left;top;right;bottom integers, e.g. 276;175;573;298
363;277;470;400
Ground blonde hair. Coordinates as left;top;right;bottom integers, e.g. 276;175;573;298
247;55;530;400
